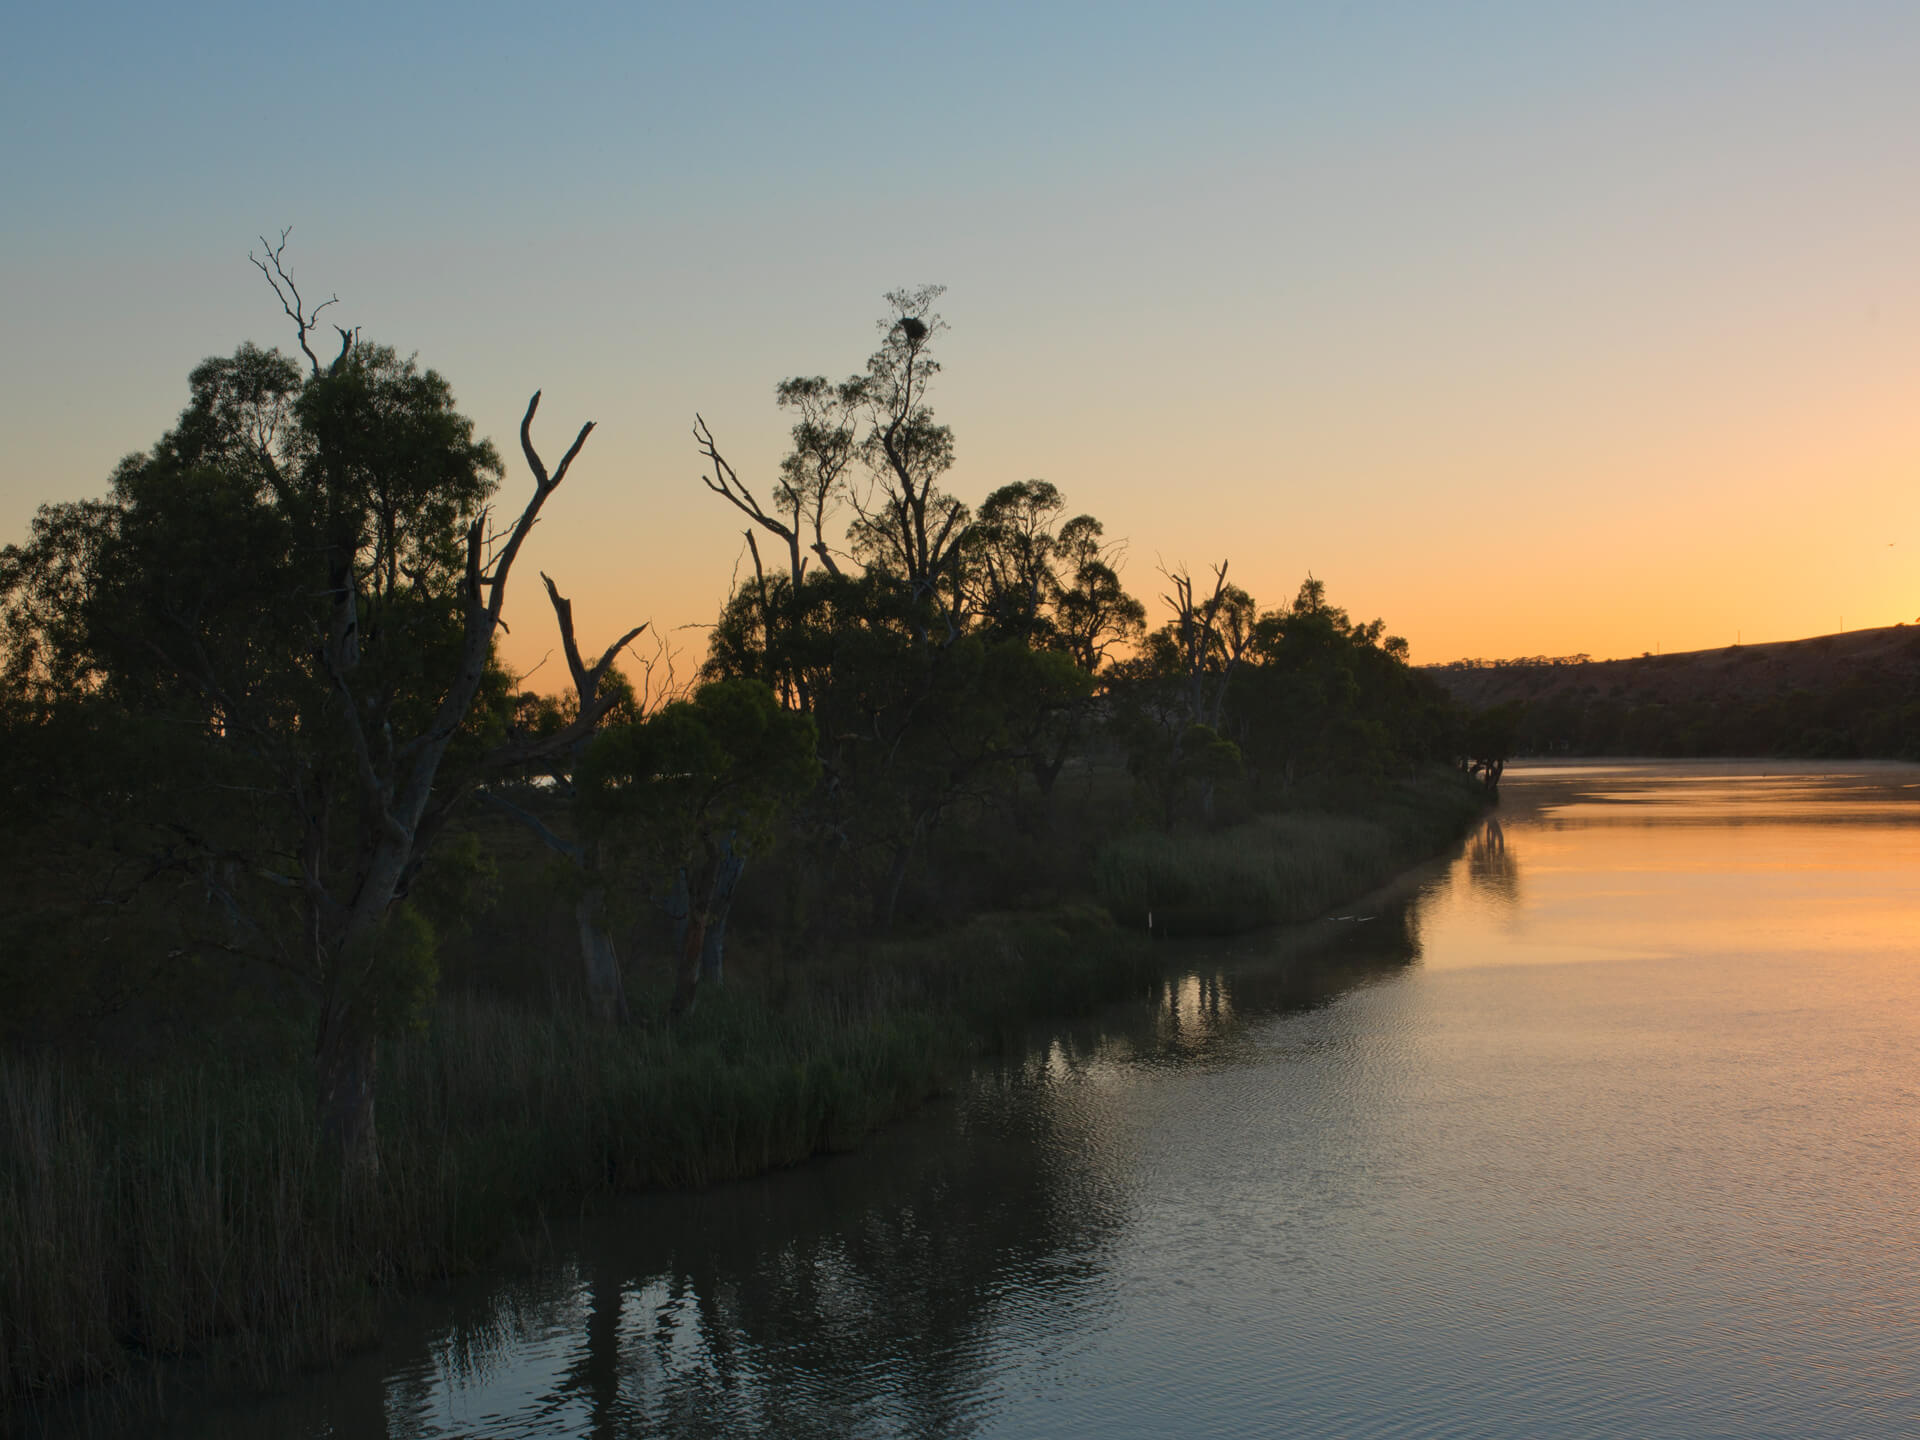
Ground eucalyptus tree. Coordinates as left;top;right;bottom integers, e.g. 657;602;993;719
696;287;968;651
844;287;970;628
1052;514;1147;678
690;291;1159;922
1155;561;1256;735
966;480;1067;648
0;265;636;1173
961;482;1145;799
693;375;860;708
1104;562;1255;825
1230;575;1449;795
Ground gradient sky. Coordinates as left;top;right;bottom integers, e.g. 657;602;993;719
5;1;1918;676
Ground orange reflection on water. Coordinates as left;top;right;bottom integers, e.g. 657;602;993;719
1420;762;1920;971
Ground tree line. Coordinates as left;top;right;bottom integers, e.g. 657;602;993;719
1500;681;1920;758
0;261;1489;1182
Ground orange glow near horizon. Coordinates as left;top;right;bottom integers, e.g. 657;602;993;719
6;6;1919;684
484;328;1920;687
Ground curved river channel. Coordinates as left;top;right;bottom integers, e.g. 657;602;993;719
102;762;1920;1437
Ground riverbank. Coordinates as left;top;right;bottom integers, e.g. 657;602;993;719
2;770;1485;1427
224;761;1920;1439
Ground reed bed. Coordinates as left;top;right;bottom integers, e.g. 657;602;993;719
1094;774;1485;935
0;990;961;1417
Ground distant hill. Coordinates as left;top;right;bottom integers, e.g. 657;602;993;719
1423;625;1920;758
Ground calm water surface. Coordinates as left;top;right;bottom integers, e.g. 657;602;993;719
123;763;1920;1437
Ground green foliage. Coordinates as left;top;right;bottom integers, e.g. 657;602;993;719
353;903;440;1034
1094;770;1485;935
1225;575;1456;796
1180;724;1244;786
1053;513;1148;673
408;829;501;943
0;335;518;1050
1464;701;1524;770
580;678;821;873
703;553;1102;925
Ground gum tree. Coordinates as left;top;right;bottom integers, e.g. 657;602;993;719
0;256;637;1174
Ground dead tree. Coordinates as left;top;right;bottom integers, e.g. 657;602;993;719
480;579;672;1024
310;392;643;1174
1160;560;1255;735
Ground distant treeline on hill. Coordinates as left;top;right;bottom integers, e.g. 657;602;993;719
1435;654;1593;670
1426;625;1920;760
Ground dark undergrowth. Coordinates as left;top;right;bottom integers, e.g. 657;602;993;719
1094;770;1487;936
0;918;1143;1426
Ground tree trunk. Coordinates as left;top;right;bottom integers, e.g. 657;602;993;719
316;999;380;1181
668;909;708;1018
1031;747;1068;797
667;865;690;952
698;842;745;987
669;851;720;1019
575;884;629;1023
882;843;913;932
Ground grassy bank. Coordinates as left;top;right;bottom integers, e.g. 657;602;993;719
0;916;1147;1419
3;774;1482;1422
1094;771;1487;936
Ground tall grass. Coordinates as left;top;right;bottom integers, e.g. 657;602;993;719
1095;772;1485;935
0;1057;365;1417
0;990;961;1417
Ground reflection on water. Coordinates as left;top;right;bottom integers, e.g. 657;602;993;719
59;762;1920;1438
1466;815;1519;908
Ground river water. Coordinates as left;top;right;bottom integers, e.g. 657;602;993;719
129;763;1920;1437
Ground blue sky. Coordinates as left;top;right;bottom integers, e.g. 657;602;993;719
6;2;1919;666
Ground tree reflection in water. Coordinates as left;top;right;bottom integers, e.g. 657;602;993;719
67;900;1428;1440
1466;816;1521;909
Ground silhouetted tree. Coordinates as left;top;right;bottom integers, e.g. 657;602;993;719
0;256;637;1173
845;288;969;629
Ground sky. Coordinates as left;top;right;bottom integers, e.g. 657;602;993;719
5;1;1918;674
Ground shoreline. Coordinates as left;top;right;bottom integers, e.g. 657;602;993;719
5;773;1487;1431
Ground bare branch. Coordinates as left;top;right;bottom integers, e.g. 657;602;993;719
378;394;636;870
519;392;595;498
477;788;584;865
694;414;798;545
541;571;590;697
481;399;587;626
549;422;595;489
519;391;549;486
539;570;647;718
627;628;687;718
249;228;341;376
583;624;648;718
